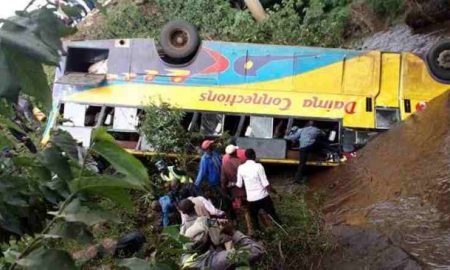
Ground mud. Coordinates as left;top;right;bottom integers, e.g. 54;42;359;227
310;91;450;268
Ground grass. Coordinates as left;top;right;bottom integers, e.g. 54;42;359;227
56;180;332;269
256;186;333;269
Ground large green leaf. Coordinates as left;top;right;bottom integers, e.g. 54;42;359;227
3;46;51;109
91;128;148;185
70;176;144;193
0;14;59;65
0;114;26;134
17;247;77;270
0;133;13;149
0;206;23;235
45;177;71;199
39;146;73;182
58;198;120;226
87;187;134;210
119;258;151;270
45;221;93;244
0;47;20;102
50;130;79;161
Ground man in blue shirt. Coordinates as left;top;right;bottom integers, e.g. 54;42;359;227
151;195;176;227
195;140;222;189
285;121;337;184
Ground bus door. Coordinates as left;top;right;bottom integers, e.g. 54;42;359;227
375;53;401;129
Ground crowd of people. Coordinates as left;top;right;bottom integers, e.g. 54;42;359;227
150;121;338;269
151;139;283;269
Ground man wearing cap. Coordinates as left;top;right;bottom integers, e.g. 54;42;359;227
195;140;222;189
221;145;253;234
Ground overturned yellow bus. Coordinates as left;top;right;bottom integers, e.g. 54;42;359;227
43;21;450;165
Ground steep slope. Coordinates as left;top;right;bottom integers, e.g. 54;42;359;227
311;90;450;267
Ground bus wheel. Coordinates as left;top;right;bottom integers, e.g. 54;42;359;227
426;39;450;81
160;20;200;61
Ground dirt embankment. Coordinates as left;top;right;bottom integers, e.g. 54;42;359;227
311;91;450;268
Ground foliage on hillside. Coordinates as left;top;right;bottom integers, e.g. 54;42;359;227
77;0;350;47
78;0;442;49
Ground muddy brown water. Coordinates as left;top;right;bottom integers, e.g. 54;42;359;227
310;91;450;268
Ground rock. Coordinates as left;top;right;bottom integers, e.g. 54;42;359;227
324;225;422;270
404;0;450;30
99;238;117;256
72;238;118;261
72;245;99;261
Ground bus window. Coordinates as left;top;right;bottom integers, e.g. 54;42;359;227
248;116;273;138
65;47;109;74
113;107;138;131
99;107;114;127
181;112;200;132
62;103;87;127
200;113;224;136
273;118;289;138
223;114;243;136
84;106;102;127
237;116;250;137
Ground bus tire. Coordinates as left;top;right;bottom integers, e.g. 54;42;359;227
426;39;450;82
160;20;200;61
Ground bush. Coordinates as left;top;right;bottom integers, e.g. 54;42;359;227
79;0;351;48
364;0;404;18
139;101;202;169
258;188;333;269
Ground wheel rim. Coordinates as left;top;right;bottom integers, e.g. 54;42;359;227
437;49;450;69
169;29;190;49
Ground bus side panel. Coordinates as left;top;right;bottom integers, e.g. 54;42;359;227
400;53;450;119
292;54;344;94
377;53;400;108
343;51;381;97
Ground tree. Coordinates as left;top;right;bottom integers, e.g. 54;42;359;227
0;1;155;269
139;101;201;169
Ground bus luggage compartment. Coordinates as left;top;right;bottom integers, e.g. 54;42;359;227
236;137;286;159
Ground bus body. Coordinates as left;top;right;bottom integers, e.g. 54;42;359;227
43;38;450;165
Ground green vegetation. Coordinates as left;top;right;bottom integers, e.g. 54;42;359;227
78;0;417;49
80;0;351;47
258;188;332;269
365;0;404;19
139;101;200;168
1;0;417;269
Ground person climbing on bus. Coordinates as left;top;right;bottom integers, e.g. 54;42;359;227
155;159;192;183
284;120;339;184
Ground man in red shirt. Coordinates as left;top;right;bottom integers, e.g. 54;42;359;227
221;145;252;235
222;144;246;163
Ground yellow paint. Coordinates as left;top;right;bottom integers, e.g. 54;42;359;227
66;83;375;128
377;53;400;107
401;53;450;100
126;150;339;166
61;52;449;130
343;51;380;96
145;69;159;75
244;60;254;70
165;69;191;76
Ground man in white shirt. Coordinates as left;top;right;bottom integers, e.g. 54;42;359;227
236;149;281;231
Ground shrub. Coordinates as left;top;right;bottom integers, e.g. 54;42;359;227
364;0;404;19
258;188;333;269
80;0;351;48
